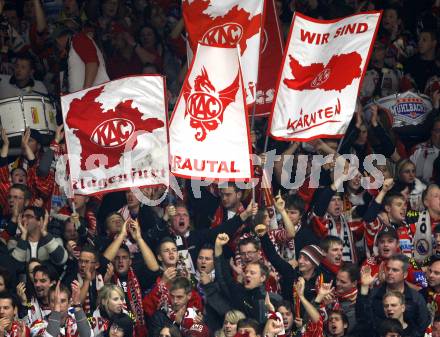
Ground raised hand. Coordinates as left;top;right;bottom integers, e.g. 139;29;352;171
18;216;28;240
295;277;306;298
163;205;176;222
316;281;335;304
0;317;11;335
264;317;284;337
264;292;275;312
117;219;129;240
17;320;27;337
382;178;394;193
103;263;114;283
66;240;80;259
194;311;204;324
273;191;285;212
294;318;303;329
240;201;258;221
162;267;177;284
70;212;80;228
21;127;30;149
16;282;27;304
71;280;81;306
32;197;44;207
53;281;61;312
127;219;140;241
55;124;65;144
1;128;9;148
229;257;244;283
254;224;267;237
360;266;376;293
215;233;230;247
199;271;212;285
41;210;49;237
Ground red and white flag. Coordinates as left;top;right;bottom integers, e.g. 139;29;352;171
61;76;169;195
255;0;284;117
169;44;252;180
269;12;381;141
182;0;264;105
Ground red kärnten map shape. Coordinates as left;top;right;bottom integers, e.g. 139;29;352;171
283;52;363;92
66;86;164;170
183;0;262;55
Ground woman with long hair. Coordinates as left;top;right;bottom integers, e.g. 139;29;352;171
90;284;134;337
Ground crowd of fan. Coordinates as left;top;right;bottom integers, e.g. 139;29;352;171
0;1;440;337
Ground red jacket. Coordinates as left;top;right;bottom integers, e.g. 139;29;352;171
142;276;203;318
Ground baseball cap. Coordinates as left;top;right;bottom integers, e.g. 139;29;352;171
376;226;399;242
50;22;75;40
185;324;210;337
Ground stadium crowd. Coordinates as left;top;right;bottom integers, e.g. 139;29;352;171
0;0;440;337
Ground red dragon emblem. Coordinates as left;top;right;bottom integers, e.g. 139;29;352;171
183;67;239;141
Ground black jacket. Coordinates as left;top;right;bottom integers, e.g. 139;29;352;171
356;284;430;337
214;254;281;324
260;233;332;304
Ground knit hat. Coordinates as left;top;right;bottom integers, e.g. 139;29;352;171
185;323;210;337
300;245;325;267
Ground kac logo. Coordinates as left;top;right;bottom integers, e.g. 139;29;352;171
90;118;134;148
202;23;243;46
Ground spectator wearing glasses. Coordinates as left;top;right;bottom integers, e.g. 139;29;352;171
8;206;67;270
62;245;110;316
2;184;31;232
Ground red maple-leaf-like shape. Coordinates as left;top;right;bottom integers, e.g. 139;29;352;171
183;0;261;56
66;86;164;170
283;52;363;92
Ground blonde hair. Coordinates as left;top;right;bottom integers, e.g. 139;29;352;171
215;311;246;337
97;284;125;314
396;159;415;179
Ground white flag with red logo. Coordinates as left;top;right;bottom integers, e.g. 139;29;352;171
61;76;168;195
255;0;284;117
169;44;252;180
182;0;264;105
269;12;382;141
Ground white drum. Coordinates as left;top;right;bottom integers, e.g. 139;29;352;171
0;95;57;137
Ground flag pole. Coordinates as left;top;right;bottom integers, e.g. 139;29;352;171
250;0;267;208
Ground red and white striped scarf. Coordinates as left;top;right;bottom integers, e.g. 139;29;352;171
113;268;145;328
5;321;27;337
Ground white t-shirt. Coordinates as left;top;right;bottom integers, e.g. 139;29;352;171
0;75;49;99
29;241;38;258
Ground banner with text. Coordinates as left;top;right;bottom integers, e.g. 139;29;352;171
169;44;253;180
61;76;169;195
269;11;381;141
182;0;264;105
